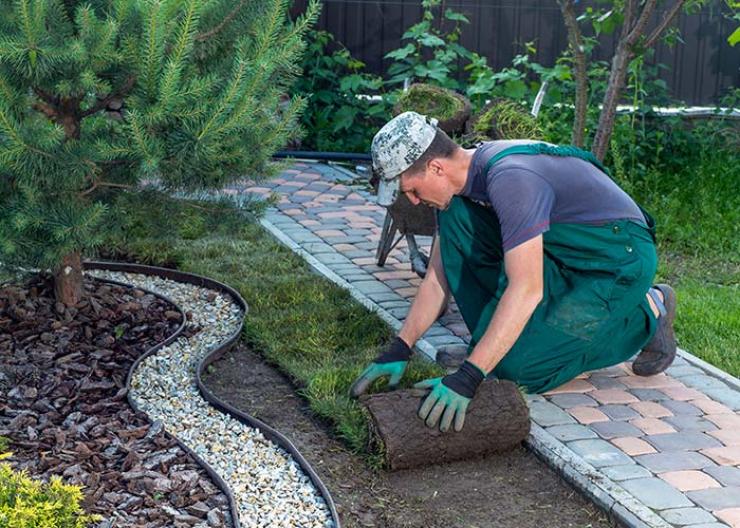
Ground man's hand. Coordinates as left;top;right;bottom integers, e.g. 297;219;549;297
414;360;485;432
349;337;412;398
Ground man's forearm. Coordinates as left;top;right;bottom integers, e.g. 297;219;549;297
399;242;449;346
398;275;448;346
467;284;542;374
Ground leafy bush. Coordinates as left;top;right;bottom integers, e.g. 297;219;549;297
0;451;99;527
291;30;393;152
384;0;472;90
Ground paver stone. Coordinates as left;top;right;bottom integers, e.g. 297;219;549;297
630;401;673;418
602;464;653;481
664;415;719;432
661;386;710;401
544;379;595;394
692;399;734;415
611;437;657;456
701;447;740;466
591;421;643;439
705;467;740;487
567;439;633;467
548;393;599;408
659;507;720;525
591;389;639;404
545;424;598;442
635;451;715;472
715;508;740;528
662;400;703;416
659;470;722;492
630;388;672;401
569;406;609;424
630;417;678;435
528;400;576;426
619;374;682;389
707;428;740;446
619;477;694;509
644;432;722;451
705;414;740;430
687;487;740;510
598;404;641;421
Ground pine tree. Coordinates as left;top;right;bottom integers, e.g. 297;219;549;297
0;0;319;305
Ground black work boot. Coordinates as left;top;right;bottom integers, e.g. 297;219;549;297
632;284;677;376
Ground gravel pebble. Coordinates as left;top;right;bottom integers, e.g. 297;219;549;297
88;270;334;528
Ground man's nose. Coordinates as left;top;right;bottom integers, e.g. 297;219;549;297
405;192;420;205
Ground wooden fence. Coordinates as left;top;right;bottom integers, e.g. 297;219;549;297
290;0;739;106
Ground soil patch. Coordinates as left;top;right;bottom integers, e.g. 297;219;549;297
0;275;232;527
203;344;616;528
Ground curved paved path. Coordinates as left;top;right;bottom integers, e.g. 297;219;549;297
222;161;740;528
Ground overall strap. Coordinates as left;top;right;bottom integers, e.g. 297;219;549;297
483;143;611;176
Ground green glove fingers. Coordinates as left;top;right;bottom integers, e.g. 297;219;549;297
416;381;470;431
349;361;407;398
415;361;485;433
349;337;413;398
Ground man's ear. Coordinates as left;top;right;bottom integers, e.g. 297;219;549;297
428;158;444;176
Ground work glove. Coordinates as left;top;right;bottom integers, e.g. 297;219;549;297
349;337;412;398
414;360;486;432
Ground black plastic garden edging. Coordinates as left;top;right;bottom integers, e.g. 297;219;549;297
84;260;342;528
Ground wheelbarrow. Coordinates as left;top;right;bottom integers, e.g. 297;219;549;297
362;165;437;278
376;194;437;278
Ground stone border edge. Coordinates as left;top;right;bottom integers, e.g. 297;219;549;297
677;347;740;391
84;261;341;528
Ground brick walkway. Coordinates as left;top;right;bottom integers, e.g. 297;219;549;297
226;161;740;528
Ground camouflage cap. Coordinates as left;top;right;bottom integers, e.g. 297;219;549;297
371;111;438;206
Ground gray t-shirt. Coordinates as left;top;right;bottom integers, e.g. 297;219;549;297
461;140;646;252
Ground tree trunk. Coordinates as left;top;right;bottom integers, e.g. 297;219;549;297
360;379;530;470
591;43;633;161
54;252;84;306
559;0;588;148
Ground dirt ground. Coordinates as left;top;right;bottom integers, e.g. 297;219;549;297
203;344;617;528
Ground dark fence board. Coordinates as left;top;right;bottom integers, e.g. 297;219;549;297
291;0;739;106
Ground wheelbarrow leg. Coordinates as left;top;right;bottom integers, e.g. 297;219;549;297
376;212;398;267
406;234;429;278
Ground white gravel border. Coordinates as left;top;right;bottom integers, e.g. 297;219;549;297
88;270;333;528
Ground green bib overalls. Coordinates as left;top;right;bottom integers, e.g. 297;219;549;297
437;144;659;393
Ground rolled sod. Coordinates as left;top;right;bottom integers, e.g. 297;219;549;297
360;379;531;470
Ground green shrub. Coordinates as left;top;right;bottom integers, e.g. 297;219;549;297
0;452;99;527
290;29;393;153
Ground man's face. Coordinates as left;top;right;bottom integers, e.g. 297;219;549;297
399;160;453;210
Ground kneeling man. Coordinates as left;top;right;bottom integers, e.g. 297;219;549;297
350;112;677;433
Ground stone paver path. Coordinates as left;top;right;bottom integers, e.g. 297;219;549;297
226;161;740;528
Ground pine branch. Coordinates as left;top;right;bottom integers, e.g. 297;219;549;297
196;0;250;42
80;75;136;117
33;101;59;120
80;181;134;196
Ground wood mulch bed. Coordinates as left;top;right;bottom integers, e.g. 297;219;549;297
0;275;232;528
